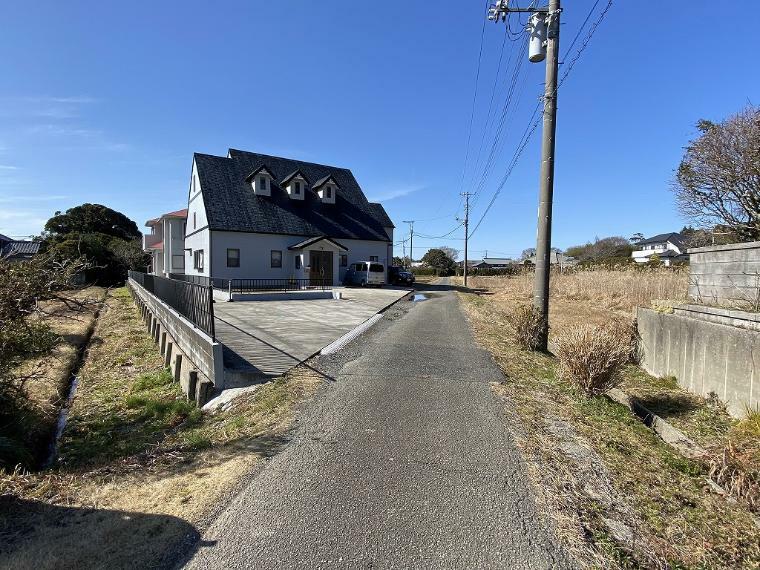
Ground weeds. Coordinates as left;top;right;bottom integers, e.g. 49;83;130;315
709;408;760;511
506;304;546;351
554;322;632;396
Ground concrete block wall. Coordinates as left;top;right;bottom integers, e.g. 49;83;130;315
128;280;224;406
688;241;760;306
637;306;759;418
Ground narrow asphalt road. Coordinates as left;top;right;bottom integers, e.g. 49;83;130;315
185;279;567;568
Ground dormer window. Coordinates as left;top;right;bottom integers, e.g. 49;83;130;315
281;170;308;201
246;166;274;197
313;175;339;204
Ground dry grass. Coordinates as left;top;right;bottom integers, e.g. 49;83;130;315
459;291;760;568
506;304;545;350
554;321;632;395
0;287;324;570
457;267;688;336
709;410;760;511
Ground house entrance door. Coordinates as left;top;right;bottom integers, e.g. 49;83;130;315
309;250;333;286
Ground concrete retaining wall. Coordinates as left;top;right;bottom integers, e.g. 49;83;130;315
688;241;760;306
637;306;759;417
128;278;224;406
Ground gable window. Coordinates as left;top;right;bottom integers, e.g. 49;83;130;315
271;250;282;268
294;181;301;195
259;176;267;191
295;255;301;270
370;255;379;262
326;187;332;199
193;249;204;271
227;248;240;268
340;254;347;267
193;212;197;229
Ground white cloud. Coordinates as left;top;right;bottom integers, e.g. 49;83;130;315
368;183;425;203
0;164;17;170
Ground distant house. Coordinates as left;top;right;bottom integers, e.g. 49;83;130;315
0;233;41;262
143;209;188;277
468;257;514;269
526;251;577;268
631;232;687;266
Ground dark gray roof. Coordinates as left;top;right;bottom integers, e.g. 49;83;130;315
194;150;394;241
1;240;41;258
0;233;11;243
312;174;340;190
637;232;685;249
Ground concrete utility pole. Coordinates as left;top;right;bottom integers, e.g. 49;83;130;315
458;192;472;286
488;0;560;350
402;220;415;269
533;0;560;350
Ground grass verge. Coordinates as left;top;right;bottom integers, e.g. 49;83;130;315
0;286;324;569
459;290;759;569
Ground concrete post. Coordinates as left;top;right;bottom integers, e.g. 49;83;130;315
164;341;173;367
196;379;214;407
188;371;198;401
173;353;183;382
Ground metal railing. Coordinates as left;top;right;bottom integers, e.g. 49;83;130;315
129;271;215;339
169;273;331;294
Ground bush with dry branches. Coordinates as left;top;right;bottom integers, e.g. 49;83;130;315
0;253;89;470
554;321;632;395
506;304;546;351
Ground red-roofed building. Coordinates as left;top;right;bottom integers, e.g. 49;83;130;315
143;208;188;276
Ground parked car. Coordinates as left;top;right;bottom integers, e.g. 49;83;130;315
388;266;415;286
343;261;386;287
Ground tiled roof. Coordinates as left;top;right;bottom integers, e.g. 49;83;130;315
194;149;394;242
1;240;41;258
145;208;188;227
0;233;12;243
636;232;685;249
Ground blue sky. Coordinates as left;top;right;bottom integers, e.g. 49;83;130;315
0;1;757;260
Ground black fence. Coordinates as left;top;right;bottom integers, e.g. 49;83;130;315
128;271;215;339
169;273;331;294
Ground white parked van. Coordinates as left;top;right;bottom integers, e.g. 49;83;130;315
343;261;385;287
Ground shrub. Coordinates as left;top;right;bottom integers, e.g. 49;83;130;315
507;304;546;351
554;321;631;395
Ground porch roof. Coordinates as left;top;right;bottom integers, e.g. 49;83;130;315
288;236;348;251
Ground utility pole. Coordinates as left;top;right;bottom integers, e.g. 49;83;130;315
402;220;415;269
489;0;560;351
458;192;472;286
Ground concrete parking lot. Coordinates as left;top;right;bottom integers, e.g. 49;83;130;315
215;286;410;381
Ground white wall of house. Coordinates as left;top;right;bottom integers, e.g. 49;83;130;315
164;217;187;275
632;240;682;263
207;231;391;283
185;159;211;277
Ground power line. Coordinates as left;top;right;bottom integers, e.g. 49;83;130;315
468;0;613;239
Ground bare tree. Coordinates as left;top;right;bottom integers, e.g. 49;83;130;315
673;105;760;242
437;246;459;262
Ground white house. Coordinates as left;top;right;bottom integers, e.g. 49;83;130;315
183;149;394;284
631;232;687;266
143;208;188;277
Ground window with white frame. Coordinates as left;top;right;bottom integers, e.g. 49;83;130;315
193;249;204;271
294;181;301;195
